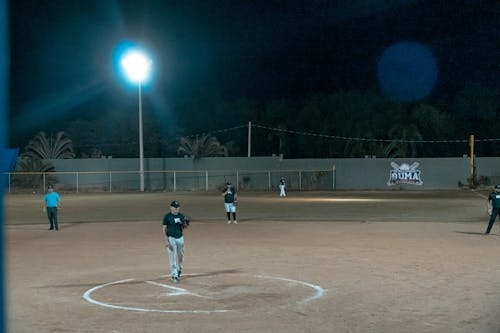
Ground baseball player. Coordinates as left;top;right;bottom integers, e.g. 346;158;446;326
162;200;190;283
484;184;500;235
222;182;238;224
279;177;286;197
43;185;60;230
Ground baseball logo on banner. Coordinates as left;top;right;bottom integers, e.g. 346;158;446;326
387;162;423;186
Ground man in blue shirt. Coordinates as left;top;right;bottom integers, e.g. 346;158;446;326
43;185;60;231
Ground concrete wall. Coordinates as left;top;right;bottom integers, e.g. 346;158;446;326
44;156;500;190
475;157;500;184
331;157;470;189
50;156;284;172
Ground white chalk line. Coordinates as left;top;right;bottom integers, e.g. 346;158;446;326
145;280;204;297
470;189;488;199
83;274;325;313
83;278;231;313
256;275;326;304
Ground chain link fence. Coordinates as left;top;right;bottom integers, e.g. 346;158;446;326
5;168;335;193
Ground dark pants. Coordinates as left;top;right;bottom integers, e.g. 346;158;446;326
47;207;58;230
485;209;499;234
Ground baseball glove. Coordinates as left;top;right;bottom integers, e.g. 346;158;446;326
233;200;238;207
183;216;191;228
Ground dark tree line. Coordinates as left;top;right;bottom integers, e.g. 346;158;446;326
51;82;498;159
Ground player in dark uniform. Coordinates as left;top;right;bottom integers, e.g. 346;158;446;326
484;185;500;235
222;182;238;224
162;200;189;283
279;177;286;197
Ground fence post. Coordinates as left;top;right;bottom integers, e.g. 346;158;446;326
43;173;46;192
268;171;271;191
469;134;475;183
299;170;302;190
109;172;112;193
205;171;208;191
8;173;10;193
236;170;239;189
76;172;79;193
332;164;336;190
174;171;176;192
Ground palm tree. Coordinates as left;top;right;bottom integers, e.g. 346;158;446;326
12;156;56;190
384;124;423;158
343;136;384;158
177;134;228;159
22;131;75;160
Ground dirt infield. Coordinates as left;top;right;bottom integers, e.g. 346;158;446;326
4;190;500;333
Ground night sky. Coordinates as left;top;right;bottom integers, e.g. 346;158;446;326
8;0;499;148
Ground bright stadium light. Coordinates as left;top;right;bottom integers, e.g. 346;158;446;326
120;48;152;192
121;51;152;84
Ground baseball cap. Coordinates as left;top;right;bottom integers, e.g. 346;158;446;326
170;200;180;208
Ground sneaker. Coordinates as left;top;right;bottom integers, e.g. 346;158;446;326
171;276;179;283
178;269;182;278
227;220;232;224
233;220;237;224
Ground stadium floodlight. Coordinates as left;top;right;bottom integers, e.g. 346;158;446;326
121;51;152;84
120;49;152;192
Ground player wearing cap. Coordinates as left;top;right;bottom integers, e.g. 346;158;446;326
279;177;286;197
162;200;189;283
484;185;500;235
222;182;238;224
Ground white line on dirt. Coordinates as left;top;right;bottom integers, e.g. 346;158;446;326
83;274;326;313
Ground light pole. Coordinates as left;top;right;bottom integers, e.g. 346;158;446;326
120;50;152;192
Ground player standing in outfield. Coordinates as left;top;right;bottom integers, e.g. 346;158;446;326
484;185;500;235
222;182;238;224
43;185;60;231
162;200;190;283
279;177;286;197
